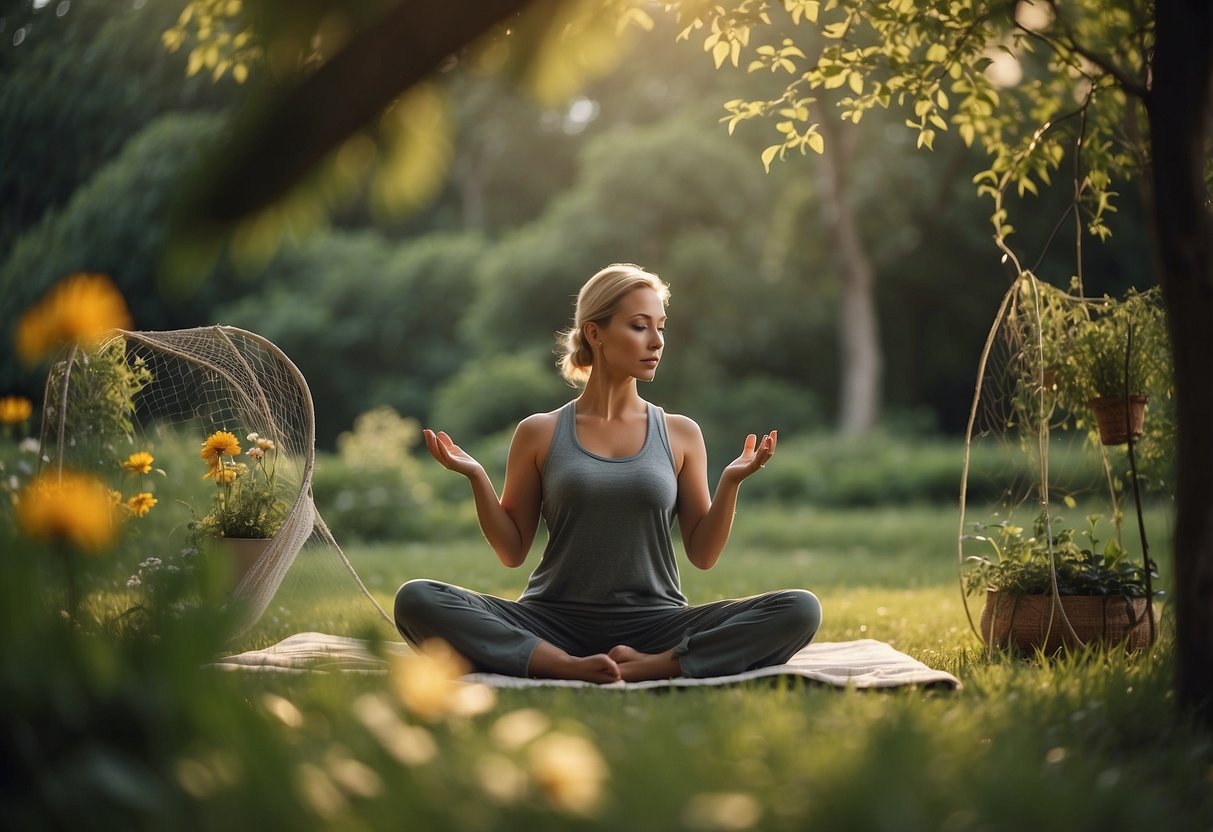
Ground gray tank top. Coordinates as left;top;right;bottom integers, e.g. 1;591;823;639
518;400;687;610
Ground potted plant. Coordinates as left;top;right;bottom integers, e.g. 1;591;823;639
1057;288;1171;447
196;430;286;585
964;512;1159;653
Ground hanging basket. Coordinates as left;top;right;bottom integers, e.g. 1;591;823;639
1088;395;1148;446
979;590;1157;654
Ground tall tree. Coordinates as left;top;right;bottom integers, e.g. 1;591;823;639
1147;0;1213;715
816;116;881;434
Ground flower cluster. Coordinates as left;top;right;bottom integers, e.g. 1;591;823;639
126;547;198;590
119;450;161;518
14;272;132;366
16;470;118;555
197;429;285;539
0;395;33;428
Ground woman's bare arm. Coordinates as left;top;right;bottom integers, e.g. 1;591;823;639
423;413;554;567
669;416;776;570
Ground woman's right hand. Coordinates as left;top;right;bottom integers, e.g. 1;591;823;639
423;429;484;478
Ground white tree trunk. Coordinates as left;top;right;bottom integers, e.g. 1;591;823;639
818;122;882;435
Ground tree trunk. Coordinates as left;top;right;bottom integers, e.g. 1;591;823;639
818;120;882;435
1147;0;1213;716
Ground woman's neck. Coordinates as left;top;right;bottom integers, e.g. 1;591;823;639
577;373;644;420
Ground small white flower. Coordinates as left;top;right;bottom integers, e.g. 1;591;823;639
126;575;142;588
247;447;265;460
257;437;276;451
18;437;40;454
247;432;260;442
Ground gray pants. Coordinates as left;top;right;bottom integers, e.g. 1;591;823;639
394;579;822;678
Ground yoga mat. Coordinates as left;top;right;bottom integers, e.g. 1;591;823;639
211;632;961;690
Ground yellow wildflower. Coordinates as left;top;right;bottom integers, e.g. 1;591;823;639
351;694;438;767
126;492;158;517
491;709;551;751
527;732;609;816
206;463;239;485
682;792;763;831
475;753;528;805
200;431;241;466
16;470;116;554
122;450;155;475
14;273;133;365
0;396;33;425
389;639;495;722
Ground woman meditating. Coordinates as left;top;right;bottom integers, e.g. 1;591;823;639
394;263;821;683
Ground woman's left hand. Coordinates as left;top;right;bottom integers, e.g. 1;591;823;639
722;430;777;483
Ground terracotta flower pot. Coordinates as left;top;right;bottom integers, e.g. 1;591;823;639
979;589;1157;653
209;536;272;589
1088;395;1148;446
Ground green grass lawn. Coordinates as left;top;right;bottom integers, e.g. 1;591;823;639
206;501;1213;831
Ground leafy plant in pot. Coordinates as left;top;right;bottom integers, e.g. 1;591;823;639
964;512;1159;653
1057;288;1171;447
195;430;286;587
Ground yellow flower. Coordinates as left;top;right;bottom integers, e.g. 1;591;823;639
491;709;551;751
200;431;241;466
204;460;239;484
389;639;495;722
527;732;609;816
14;273;133;365
0;396;33;425
122;451;155;475
351;694;438;767
16;470;117;554
682;792;763;831
126;492;158;517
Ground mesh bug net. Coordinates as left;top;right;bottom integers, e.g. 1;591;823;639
38;326;396;642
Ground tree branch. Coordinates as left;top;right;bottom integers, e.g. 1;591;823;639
181;0;540;226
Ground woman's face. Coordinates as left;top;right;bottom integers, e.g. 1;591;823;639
593;287;667;381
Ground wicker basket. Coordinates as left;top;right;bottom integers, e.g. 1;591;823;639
979;590;1158;653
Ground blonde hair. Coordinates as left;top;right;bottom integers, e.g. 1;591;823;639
556;263;670;385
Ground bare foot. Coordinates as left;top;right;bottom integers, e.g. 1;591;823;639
607;645;682;682
527;641;621;684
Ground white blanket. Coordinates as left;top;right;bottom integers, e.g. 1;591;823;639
211;632;960;690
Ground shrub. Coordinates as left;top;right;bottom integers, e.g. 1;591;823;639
429;353;568;442
742;431;1107;507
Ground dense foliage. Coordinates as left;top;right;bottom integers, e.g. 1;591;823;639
0;0;1157;451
